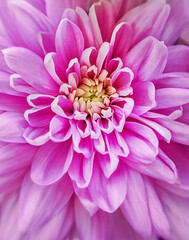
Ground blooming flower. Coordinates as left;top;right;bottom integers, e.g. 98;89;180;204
0;0;189;239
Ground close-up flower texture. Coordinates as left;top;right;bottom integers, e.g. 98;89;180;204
0;0;189;239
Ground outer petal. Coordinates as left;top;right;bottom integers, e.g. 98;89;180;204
31;140;73;185
165;45;189;73
120;0;170;45
68;151;94;188
121;169;152;237
0;112;27;143
124;36;168;81
110;22;133;59
88;161;127;213
45;0;88;28
3;47;58;94
75;198;107;240
18;173;73;231
161;0;188;45
89;1;116;46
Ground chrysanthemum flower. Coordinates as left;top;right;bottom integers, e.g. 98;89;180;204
0;0;189;239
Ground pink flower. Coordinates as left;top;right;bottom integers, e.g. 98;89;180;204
0;0;189;239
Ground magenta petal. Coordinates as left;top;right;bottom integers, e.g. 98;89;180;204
68;151;94;188
165;45;189;73
124;36;168;81
75;198;107;240
24;107;54;127
121;122;158;163
89;1;116;47
88;161;127;213
97;152;119;179
51;96;74;118
10;1;54;55
46;0;88;28
27;94;54;108
63;7;96;48
73;186;98;216
0;112;27;143
49;115;71;142
31;140;73;185
155;88;189;109
111;67;133;96
161;0;188;45
0;93;28;112
145;180;170;238
3;47;58;94
132;81;156;115
0;142;37;174
23;126;49;146
122;0;170;45
121;169;152;237
44;52;63;85
10;74;37;95
126;150;177;184
19;173;73;231
110;22;133;59
55;19;84;66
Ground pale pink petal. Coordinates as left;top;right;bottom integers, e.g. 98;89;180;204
3;47;58;94
121;169;152;237
31;140;73;185
18;173;73;231
49;115;71;142
68;151;94;188
55;19;84;66
110;22;133;59
165;45;189;73
89;161;127;213
0;112;27;143
124;36;168;81
121;0;170;45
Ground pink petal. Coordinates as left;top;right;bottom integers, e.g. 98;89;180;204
121;122;158;163
121;169;152;237
161;0;188;45
165;45;189;73
145;180;170;238
68;151;94;188
110;22;133;59
10;1;54;55
132;81;156;115
0;112;27;143
27;94;54;108
111;67;133;96
89;161;127;213
63;7;96;48
23;126;49;146
24;107;54;127
0;93;28;112
45;0;88;28
49;115;71;142
3;47;58;94
31;140;73;185
89;1;116;46
155;88;189;109
124;36;168;81
75;198;107;240
19;173;73;231
121;0;170;45
0;142;37;174
51;96;74;118
55;19;84;66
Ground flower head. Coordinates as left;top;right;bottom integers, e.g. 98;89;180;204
0;0;189;239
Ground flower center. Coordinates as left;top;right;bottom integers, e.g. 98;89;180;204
74;76;117;115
